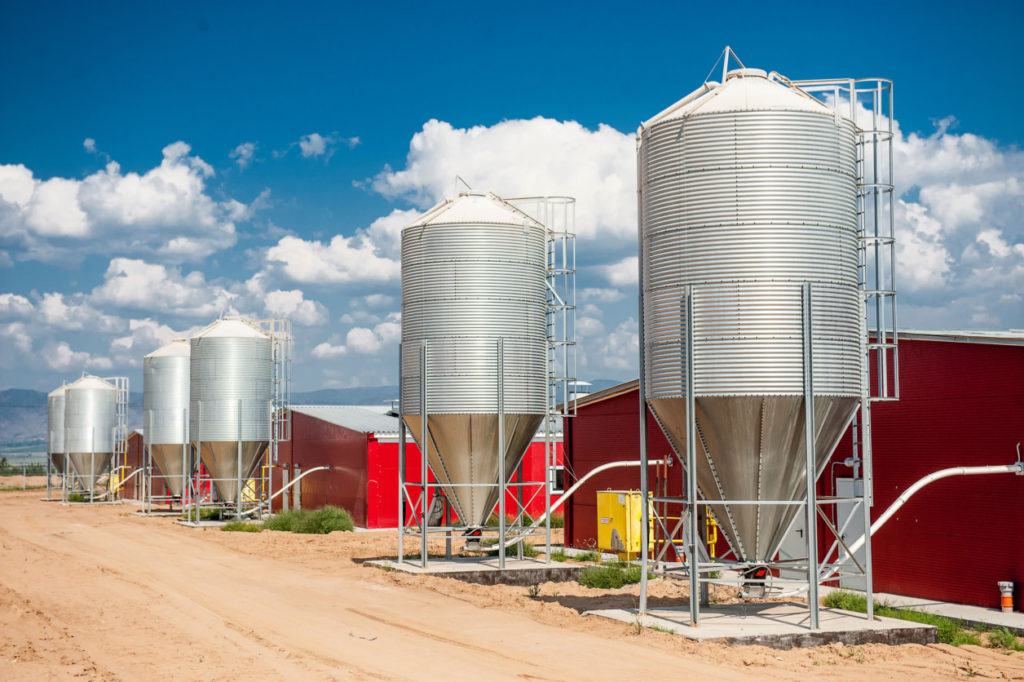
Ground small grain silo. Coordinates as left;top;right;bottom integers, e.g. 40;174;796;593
189;318;289;512
636;53;896;627
63;375;118;494
143;339;190;501
47;384;67;475
400;192;550;531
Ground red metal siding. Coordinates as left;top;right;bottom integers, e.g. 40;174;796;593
277;411;371;525
565;338;1024;610
824;339;1024;610
563;390;680;550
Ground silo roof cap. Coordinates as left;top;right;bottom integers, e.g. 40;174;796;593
642;66;835;128
192;318;268;339
408;191;544;229
48;384;67;398
66;375;116;392
145;338;191;358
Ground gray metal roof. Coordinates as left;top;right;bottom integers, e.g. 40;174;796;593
290;405;399;435
897;330;1024;346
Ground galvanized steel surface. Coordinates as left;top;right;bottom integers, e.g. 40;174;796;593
641;108;861;398
47;386;65;456
189;322;272;443
400;209;548;415
400;192;550;526
144;340;190;446
63;376;116;455
638;71;866;563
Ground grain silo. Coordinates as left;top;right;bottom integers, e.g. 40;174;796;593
143;339;190;501
63;375;118;494
189;318;291;514
47;384;67;475
401;191;548;528
636;53;896;628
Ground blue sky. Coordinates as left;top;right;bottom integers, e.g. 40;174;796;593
1;0;1023;392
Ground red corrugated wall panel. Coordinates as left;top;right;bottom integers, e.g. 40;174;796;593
823;339;1024;609
565;339;1024;609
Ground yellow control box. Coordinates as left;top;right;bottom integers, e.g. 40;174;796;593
596;490;651;560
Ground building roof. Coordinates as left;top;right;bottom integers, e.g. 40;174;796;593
290;405;399;435
897;330;1024;346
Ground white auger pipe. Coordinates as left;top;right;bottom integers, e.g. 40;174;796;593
240;465;330;517
820;460;1024;582
496;459;669;549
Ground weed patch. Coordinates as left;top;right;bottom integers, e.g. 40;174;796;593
221;521;262;533
823;590;990;647
578;563;649;589
263;506;354;534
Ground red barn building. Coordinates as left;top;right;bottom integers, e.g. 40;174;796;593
562;331;1024;610
274;405;563;528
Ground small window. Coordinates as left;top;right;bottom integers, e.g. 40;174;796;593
548;465;565;494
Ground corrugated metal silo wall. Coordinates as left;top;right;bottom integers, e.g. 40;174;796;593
823;338;1024;610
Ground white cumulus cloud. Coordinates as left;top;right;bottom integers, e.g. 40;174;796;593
0;141;254;263
265;234;400;284
91;257;236;318
370;117;635;241
0;293;34;318
230;142;257;169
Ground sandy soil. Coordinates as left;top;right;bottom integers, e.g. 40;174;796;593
1;490;1021;681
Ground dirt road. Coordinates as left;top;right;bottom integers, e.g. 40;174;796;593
1;491;1021;680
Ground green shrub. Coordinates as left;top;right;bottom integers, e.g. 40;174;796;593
67;493;87;502
578;563;649;589
263;509;305;531
263;507;354;534
181;507;222;521
572;550;600;563
987;628;1024;651
222;521;262;533
823;590;985;646
548;514;564;529
295;506;354;534
549;550;568;562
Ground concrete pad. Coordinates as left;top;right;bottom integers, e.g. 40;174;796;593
585;602;937;649
821;587;1024;635
368;557;585;586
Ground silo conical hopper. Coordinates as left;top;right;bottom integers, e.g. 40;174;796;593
639;68;864;564
190;319;271;504
401;192;549;527
144;339;190;497
64;375;117;491
47;384;67;474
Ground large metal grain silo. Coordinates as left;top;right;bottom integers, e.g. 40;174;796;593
401;191;549;527
63;375;117;491
638;68;863;565
190;319;271;505
144;339;190;497
47;384;67;474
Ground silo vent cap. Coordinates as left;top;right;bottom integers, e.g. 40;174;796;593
726;68;768;80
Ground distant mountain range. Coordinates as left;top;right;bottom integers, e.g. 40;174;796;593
0;378;625;447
